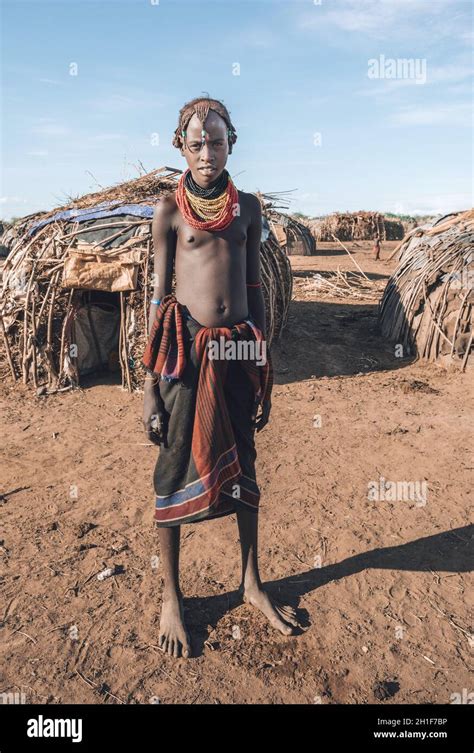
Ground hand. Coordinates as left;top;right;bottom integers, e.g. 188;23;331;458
253;399;271;433
143;380;168;446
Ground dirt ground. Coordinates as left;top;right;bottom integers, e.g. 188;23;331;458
0;241;472;705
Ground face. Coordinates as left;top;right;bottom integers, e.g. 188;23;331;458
180;110;230;187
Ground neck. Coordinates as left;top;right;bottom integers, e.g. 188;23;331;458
190;168;224;190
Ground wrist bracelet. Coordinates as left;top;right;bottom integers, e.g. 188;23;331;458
151;298;161;305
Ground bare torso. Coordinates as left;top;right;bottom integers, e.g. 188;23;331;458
170;189;251;327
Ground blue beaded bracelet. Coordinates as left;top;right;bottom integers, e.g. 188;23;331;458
151;298;161;305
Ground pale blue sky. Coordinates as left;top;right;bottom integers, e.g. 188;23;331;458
1;0;472;221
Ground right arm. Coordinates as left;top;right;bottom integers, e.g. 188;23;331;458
147;195;177;335
143;196;177;445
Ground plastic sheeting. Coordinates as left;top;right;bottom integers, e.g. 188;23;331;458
28;202;155;237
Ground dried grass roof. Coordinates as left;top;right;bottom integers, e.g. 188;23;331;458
0;167;293;394
379;209;473;368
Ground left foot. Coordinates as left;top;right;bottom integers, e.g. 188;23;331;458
238;583;299;635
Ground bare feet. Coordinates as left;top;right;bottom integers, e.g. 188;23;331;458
238;583;300;635
158;592;191;658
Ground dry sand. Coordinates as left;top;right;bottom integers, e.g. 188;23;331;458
0;241;472;704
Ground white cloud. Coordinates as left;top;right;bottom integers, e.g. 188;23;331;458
296;0;469;41
0;196;29;204
27;118;124;147
87;133;124;142
229;27;277;49
357;57;473;96
391;102;471;126
90;93;149;113
459;29;474;43
448;82;474;96
31;120;70;137
428;61;473;85
387;194;473;215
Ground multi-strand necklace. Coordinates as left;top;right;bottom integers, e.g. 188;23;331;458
176;168;238;231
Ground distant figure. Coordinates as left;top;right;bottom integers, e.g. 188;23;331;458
373;233;381;261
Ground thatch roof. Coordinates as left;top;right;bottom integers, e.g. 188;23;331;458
306;211;404;242
0;167;292;394
379;209;474;369
269;213;315;256
254;192;316;256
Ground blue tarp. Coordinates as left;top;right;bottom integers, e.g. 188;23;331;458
28;201;155;236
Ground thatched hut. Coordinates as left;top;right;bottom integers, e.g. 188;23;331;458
266;212;316;256
307;211;404;242
0;167;292;394
379;210;473;369
254;191;315;256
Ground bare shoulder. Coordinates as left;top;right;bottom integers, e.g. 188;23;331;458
153;192;177;219
237;190;262;223
152;192;178;232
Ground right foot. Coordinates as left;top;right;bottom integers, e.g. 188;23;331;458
158;593;191;658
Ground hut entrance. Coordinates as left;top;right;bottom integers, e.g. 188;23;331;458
73;290;121;382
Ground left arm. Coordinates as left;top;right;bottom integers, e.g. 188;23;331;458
245;193;271;432
245;193;266;338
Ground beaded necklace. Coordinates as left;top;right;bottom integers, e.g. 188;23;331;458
176;168;238;231
186;168;228;199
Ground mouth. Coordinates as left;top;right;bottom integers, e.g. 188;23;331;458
198;166;217;174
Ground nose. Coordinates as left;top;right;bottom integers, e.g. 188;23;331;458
199;142;215;162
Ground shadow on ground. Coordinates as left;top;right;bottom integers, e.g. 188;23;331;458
185;525;473;657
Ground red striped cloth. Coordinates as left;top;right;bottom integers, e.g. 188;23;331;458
142;294;272;400
141;294;273;525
